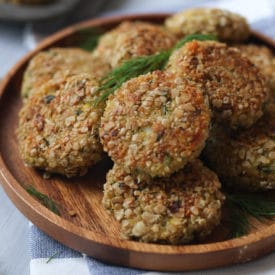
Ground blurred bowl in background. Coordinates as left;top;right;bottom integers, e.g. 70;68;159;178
0;0;80;21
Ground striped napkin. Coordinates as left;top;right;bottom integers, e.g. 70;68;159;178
28;1;275;274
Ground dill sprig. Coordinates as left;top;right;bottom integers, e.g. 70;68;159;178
226;199;250;238
94;51;170;104
173;33;217;49
77;28;102;51
46;251;62;263
226;193;275;238
80;33;100;52
95;34;217;105
25;185;60;216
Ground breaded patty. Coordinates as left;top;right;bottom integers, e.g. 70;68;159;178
166;40;268;129
100;70;211;178
22;48;110;98
93;21;177;68
17;74;105;177
203;118;275;191
165;8;250;42
236;44;275;92
103;160;224;244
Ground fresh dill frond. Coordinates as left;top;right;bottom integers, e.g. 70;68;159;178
259;166;274;174
26;185;60;216
173;34;217;49
46;251;62;263
77;28;102;52
227;193;275;219
226;192;275;238
95;34;217;105
226;200;249;238
80;34;100;52
94;51;170;105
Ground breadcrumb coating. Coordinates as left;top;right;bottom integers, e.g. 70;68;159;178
203;118;275;191
93;21;177;68
100;70;211;177
22;48;110;98
165;8;250;42
103;160;224;244
17;74;105;177
166;40;268;129
236;44;275;93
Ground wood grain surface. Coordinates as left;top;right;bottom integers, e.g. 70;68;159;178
0;14;274;272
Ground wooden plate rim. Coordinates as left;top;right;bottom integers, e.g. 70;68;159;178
0;13;275;269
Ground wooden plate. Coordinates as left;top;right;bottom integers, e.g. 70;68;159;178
0;14;275;272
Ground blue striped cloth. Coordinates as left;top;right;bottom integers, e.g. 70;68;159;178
28;1;275;274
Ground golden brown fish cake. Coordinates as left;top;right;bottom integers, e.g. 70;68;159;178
22;47;110;98
93;21;177;68
17;74;105;177
166;40;269;129
203;118;275;191
103;160;224;244
236;44;275;93
165;8;250;42
100;70;211;178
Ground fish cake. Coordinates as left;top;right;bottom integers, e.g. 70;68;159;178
103;160;224;244
93;21;177;68
236;44;275;92
100;70;211;178
166;40;269;129
22;47;110;98
203;118;275;191
165;8;250;42
17;74;105;177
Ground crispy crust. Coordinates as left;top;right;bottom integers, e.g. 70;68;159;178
100;70;211;177
22;48;110;98
203;118;275;191
103;160;224;244
17;74;105;177
166;40;269;129
165;8;250;42
236;44;275;93
93;21;177;68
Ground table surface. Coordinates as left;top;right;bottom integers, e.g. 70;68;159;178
0;1;275;274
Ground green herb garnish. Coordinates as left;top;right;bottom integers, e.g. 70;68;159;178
44;95;55;104
94;51;170;105
78;28;102;52
75;108;83;116
174;34;217;50
95;34;217;105
226;199;250;238
46;251;62;263
226;193;275;238
259;166;274;174
26;185;60;216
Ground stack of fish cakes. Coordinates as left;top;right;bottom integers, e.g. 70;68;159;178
164;8;274;193
100;9;271;243
17;8;274;245
203;44;275;191
100;69;225;243
17;22;176;178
